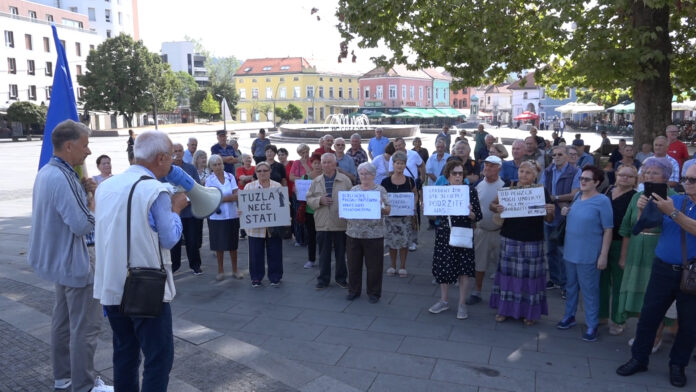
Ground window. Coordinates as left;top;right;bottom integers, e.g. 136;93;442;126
376;85;383;99
320;107;325;121
427;87;432;100
329;87;334;99
319;77;323;81
279;77;285;81
262;66;271;71
75;43;81;57
251;88;259;99
5;31;14;48
88;8;96;21
27;60;35;75
9;6;18;15
9;84;18;99
410;86;415;100
338;87;343;99
419;86;424;100
106;30;111;38
364;87;370;99
318;86;324;98
279;87;286;99
306;86;314;98
487;96;491;104
523;92;528;99
348;88;353;99
45;61;52;76
240;109;247;121
28;11;37;19
239;88;246;99
46;14;53;22
339;78;343;82
25;34;32;50
253;110;259;122
280;65;290;70
462;98;468;107
329;78;333;82
28;85;37;100
293;76;299;81
243;67;252;72
76;65;82;75
265;87;272;99
294;86;300;98
69;6;78;12
43;37;50;52
89;44;94;51
265;78;271;82
402;85;407;99
7;58;16;74
357;87;360;98
118;12;122;25
307;107;314;121
105;9;111;22
389;85;397;99
251;78;257;83
45;86;52;99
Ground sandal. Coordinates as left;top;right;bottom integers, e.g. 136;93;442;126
386;267;396;276
495;315;507;323
523;318;536;326
398;268;408;278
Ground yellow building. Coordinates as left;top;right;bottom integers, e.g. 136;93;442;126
234;57;360;124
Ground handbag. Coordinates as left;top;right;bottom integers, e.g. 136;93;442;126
119;176;168;318
448;216;473;248
679;199;696;295
549;192;581;245
296;202;307;224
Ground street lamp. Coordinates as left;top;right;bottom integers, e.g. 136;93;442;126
215;94;226;132
144;91;158;130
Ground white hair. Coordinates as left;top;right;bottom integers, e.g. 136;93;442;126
208;154;223;169
351;133;361;141
335;137;346;144
134;130;172;162
187;137;197;144
321;152;336;162
357;162;376;176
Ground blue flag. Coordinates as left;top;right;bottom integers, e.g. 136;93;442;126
38;25;79;170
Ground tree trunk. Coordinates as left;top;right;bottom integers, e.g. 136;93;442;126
631;1;672;149
124;113;133;128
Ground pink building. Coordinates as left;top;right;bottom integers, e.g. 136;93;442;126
359;65;433;110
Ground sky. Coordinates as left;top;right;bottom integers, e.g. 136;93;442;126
137;0;388;75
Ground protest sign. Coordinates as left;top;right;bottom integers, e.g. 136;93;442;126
238;187;291;229
295;179;312;201
498;186;546;218
338;191;381;219
388;193;415;216
423;185;470;216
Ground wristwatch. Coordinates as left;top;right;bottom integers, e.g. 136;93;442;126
554;195;560;203
670;210;680;219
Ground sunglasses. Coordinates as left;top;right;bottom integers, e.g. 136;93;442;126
552;153;565;157
256;169;270;173
579;176;595;182
681;176;696;185
451;171;465;176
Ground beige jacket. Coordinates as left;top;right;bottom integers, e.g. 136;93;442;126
306;172;352;231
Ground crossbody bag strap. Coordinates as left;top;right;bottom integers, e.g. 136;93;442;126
681;198;688;268
126;176;160;270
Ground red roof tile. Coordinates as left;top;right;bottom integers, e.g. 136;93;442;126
234;57;315;75
508;72;537;89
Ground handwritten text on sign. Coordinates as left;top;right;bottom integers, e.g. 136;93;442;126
388;193;415;216
338;191;381;219
423;185;470;216
294;179;312;201
238;187;291;229
498;187;546;218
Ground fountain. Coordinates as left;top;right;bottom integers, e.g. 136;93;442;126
270;113;419;142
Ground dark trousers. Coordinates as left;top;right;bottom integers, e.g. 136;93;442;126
306;214;316;262
105;303;173;392
347;236;384;298
171;217;203;272
253;156;265;164
291;196;305;245
317;231;347;285
248;236;283;283
632;259;696;367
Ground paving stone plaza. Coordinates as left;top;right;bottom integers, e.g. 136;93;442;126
1;124;693;391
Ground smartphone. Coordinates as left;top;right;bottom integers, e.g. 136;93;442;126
644;182;667;199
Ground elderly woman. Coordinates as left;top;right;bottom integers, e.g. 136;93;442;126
558;165;613;342
244;162;284;287
236;154;255;189
489;161;554;325
599;165;637;334
346;162;391;303
261;144;287;187
205;154;243;281
428;160;483;320
374;141;395;186
302;153;323;269
617;157;676;347
489;143;509;160
290;144;312;181
192;150;209;184
381;151;417;277
93;154;112;184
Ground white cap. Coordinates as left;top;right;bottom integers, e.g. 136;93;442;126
484;155;503;165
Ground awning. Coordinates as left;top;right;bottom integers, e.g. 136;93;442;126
366;111;391;119
435;107;465;117
672;101;696;111
392;111;422;118
403;108;433;118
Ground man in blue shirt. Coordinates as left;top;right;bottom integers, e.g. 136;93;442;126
435;125;452;152
426;139;450;183
211;130;238;173
573;139;595;168
368;128;389;159
183;137;197;164
501;140;525;183
251;129;271;163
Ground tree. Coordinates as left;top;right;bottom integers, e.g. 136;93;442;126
78;34;174;127
336;0;696;147
200;92;220;120
174;71;199;107
7;101;46;140
275;103;303;124
184;37;240;115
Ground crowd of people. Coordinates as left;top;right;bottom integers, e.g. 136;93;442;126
27;121;696;390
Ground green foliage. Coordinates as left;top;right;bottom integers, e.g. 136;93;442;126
174;71;199;107
275;103;303;124
184;37;240;115
7;101;46;128
200;92;220;119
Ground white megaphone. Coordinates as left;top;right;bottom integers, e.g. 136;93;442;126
164;165;222;218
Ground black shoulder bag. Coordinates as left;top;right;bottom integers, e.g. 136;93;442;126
679;199;696;295
119;176;168;318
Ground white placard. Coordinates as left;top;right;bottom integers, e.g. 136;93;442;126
498;187;546;218
423;185;470;216
295;179;312;201
238;187;291;229
338;191;381;219
388;193;415;216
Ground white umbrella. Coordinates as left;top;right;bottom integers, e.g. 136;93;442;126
570;102;605;114
672;101;696;111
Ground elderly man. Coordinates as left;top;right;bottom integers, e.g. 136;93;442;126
651;136;680;187
334;137;357;184
666;124;689;170
572;139;595;168
478;134;496;162
28;120;110;392
306;153;353;289
347;133;368;169
524;136;546;171
437;141;480;185
474;124;489;162
389;137;425;250
368;128;389;159
251;129;270;163
314;134;335;156
170;143;203;275
435;125;452;152
541;146;581;296
183;137;197;164
468;155;505;305
501;139;526;183
211;130;238;173
530;127;546;149
94;130;188;391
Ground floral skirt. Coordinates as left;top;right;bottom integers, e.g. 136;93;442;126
384;216;412;249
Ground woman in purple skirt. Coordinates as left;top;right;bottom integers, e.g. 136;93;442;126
489;161;555;325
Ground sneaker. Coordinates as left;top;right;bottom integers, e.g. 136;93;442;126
582;327;598;342
457;304;469;319
192;268;203;276
609;322;625;336
428;300;449;314
465;294;482;305
386;267;396;276
270;281;281;287
304;261;314;269
216;273;225;281
546;281;558;290
251;281;262;288
315;282;327;290
55;379;71;390
556;316;577;329
408;242;417;251
92;376;114;392
335;281;348;289
233;271;244;279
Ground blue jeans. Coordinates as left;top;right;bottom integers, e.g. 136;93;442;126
563;261;600;329
248;236;283;283
632;259;696;367
104;303;173;392
544;224;567;287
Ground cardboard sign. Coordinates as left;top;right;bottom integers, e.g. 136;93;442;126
338;191;381;219
294;179;312;201
423;185;470;216
388;193;415;216
498;186;546;218
238;187;291;229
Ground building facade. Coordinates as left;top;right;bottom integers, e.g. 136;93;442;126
161;41;208;86
234;57;359;124
509;72;542;118
29;0;139;40
358;66;433;111
539;86;577;122
450;87;471;110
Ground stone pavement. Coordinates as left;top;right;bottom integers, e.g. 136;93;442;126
1;128;694;391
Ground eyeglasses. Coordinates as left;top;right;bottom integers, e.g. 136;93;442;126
682;176;696;185
617;173;636;178
450;171;465;176
334;144;345;147
579;176;595;182
256;169;270;173
552;153;565;157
